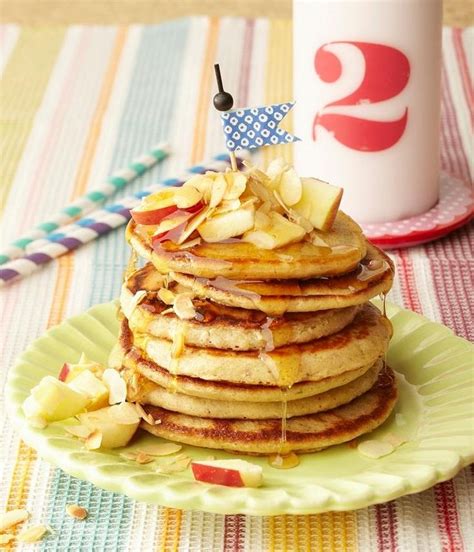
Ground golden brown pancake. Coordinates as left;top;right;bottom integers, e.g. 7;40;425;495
121;273;360;349
126;211;367;280
135;361;381;419
117;332;377;403
141;366;398;455
131;304;392;386
170;243;393;316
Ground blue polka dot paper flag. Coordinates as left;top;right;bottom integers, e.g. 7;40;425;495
220;102;300;151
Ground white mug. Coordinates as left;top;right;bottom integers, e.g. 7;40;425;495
293;0;443;223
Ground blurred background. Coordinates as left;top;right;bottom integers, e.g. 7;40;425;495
1;0;473;26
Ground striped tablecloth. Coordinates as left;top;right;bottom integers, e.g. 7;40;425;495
0;19;472;551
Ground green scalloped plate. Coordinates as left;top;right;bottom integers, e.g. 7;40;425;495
5;301;474;515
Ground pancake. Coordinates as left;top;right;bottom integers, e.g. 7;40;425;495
131;304;392;386
136;360;381;419
117;333;377;403
171;243;393;315
121;275;360;350
141;366;398;455
126;211;367;280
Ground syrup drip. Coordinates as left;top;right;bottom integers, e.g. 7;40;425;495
169;324;187;394
379;291;387;318
268;451;300;469
267;387;300;469
124;249;139;280
356;259;388;282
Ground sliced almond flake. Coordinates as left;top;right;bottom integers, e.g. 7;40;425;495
382;433;406;448
279;167;302;206
240;197;259;209
154;213;191;236
266;157;288;180
66;504;88;520
134;403;156;425
103;368;127;405
155;456;191;474
135;452;155;464
85;430;103;450
0;509;29;532
178;237;202;250
119;451;139;461
160;307;175;316
177;205;214;245
214;199;241;215
135;443;182;456
254;210;271;230
243;161;270;184
173;293;196;320
157;287;176;305
27;416;48;429
357;440;394;459
109;402;141;425
223;172;247;200
65;425;93;439
17;524;49;543
183;175;214;203
120;288;147;320
310;234;330;248
0;534;15;545
174;186;202;209
209;173;228;208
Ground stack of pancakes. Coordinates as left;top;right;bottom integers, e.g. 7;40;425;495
114;207;397;457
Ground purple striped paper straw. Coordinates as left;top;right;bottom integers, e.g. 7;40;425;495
0;151;249;287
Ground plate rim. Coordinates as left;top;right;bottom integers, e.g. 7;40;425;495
5;301;474;516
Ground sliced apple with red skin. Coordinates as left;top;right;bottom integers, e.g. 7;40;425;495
151;206;205;247
293;178;343;231
131;190;179;225
191;459;263;488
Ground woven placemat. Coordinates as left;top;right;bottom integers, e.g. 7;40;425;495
0;19;472;551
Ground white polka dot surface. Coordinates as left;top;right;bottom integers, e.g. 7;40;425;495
362;174;473;239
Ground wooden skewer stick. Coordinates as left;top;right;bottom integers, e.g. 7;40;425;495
213;64;238;171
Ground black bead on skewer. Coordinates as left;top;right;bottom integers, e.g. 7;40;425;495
213;64;234;111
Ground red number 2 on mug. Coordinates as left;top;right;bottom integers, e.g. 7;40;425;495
313;42;410;152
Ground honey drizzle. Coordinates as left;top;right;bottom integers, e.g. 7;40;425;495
124;249;139;280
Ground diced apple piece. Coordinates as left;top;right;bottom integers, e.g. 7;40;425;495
68;369;109;411
23;376;89;422
191;459;263;488
243;212;305;250
198;206;255;242
131;190;178;226
293;178;343;231
77;404;140;449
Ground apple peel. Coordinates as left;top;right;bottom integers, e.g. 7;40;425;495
191;459;263;488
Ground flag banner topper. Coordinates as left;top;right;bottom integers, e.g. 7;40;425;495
220;102;300;152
